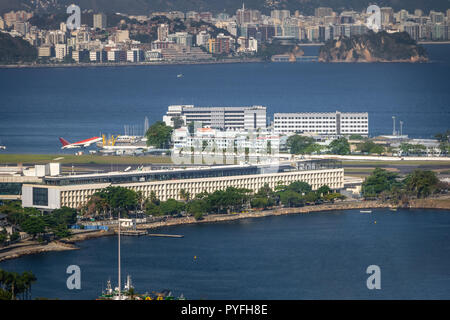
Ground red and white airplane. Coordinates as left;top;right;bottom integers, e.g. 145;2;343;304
59;136;102;149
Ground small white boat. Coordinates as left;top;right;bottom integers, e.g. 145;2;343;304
177;74;183;78
360;210;372;213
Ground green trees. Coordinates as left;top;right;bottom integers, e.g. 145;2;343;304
399;143;426;155
91;186;138;217
404;169;440;198
317;185;331;197
286;135;320;155
362;168;400;198
279;189;305;207
145;121;173;149
179;189;191;202
171;116;185;129
250;184;276;209
186;199;208;220
329;137;351;155
0;201;77;241
362;168;445;201
435;130;450;155
20;216;46;239
0;33;37;64
205;187;251;214
357;141;385;155
0;269;37;300
160;199;185;216
275;182;342;207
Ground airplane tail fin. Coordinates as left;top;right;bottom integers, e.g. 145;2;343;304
59;137;70;147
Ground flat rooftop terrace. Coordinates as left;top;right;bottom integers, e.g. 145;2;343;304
42;160;342;186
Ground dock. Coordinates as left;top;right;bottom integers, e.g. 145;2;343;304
148;234;184;238
120;230;148;236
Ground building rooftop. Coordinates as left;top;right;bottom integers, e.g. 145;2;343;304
42;160;342;186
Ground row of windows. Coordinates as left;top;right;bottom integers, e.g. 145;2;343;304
60;170;343;207
274;116;367;120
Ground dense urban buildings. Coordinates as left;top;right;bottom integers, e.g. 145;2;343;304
1;5;449;65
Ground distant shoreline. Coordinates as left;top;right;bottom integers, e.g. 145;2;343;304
1;41;448;69
418;41;450;45
0;58;265;70
1;196;449;263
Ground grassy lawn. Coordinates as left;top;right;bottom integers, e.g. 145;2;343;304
0;154;173;165
342;160;450;166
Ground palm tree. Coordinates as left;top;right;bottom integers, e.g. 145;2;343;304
179;189;190;202
5;272;19;300
21;271;37;300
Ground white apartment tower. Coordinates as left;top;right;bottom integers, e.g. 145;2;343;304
93;13;107;30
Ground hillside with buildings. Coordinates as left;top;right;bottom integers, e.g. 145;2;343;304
0;3;448;65
1;0;450;15
0;31;36;63
318;31;428;62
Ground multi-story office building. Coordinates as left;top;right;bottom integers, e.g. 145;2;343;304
163;105;267;130
93;13;107;30
273;111;369;136
22;160;344;210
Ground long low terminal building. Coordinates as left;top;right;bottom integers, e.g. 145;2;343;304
22;160;344;210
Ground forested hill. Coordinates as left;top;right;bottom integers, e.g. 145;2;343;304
1;0;449;15
0;32;37;64
318;31;428;63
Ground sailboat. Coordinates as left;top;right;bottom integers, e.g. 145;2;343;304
98;212;184;300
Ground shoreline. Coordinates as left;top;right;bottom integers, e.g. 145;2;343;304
0;58;265;70
0;197;449;262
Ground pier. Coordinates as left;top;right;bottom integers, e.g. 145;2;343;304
120;230;148;236
148;234;184;238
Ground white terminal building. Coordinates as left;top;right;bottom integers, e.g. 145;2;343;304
22;160;344;210
163;105;267;130
273;111;369;136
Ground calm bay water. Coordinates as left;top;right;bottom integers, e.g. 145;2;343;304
1;208;450;300
0;45;449;153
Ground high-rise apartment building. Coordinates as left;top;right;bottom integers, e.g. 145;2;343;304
55;43;67;60
93;13;107;30
236;4;251;25
157;24;169;41
271;10;290;22
208;34;231;54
